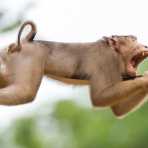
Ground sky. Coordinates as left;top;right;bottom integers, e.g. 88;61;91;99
0;0;148;126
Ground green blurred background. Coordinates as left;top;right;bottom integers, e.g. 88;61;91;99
1;1;148;148
1;98;148;148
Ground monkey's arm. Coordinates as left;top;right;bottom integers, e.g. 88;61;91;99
111;89;146;117
91;77;147;108
110;75;147;117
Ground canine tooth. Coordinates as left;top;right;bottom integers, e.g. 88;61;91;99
6;47;9;53
142;51;145;56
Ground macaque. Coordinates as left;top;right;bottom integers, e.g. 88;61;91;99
0;21;148;118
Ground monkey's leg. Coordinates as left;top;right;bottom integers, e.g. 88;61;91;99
0;56;44;106
111;89;147;117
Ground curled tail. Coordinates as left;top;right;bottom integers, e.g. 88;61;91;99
17;21;37;49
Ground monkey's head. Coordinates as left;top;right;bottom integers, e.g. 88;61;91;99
104;35;148;77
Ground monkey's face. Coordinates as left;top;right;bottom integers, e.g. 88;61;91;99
113;36;148;77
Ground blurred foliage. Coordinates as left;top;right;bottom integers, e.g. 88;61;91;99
0;99;148;148
138;59;148;74
0;20;22;33
0;1;34;33
13;118;45;148
0;12;4;19
52;101;148;148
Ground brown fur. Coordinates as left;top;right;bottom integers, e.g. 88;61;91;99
0;21;148;118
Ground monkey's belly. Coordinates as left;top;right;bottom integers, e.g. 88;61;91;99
46;74;89;85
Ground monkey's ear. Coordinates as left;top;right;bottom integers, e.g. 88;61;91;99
103;36;120;52
7;44;21;54
104;36;117;46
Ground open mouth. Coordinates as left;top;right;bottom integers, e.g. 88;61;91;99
131;51;148;68
123;50;148;80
